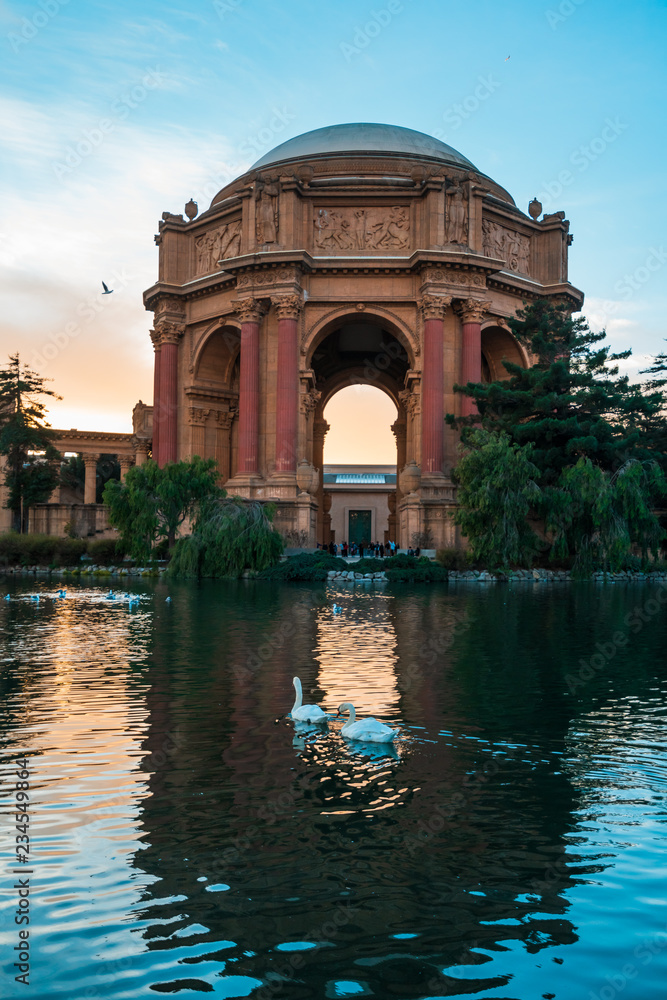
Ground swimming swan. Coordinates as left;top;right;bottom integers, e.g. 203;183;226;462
290;676;327;724
337;702;398;743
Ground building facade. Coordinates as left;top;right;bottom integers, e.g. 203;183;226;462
144;123;583;548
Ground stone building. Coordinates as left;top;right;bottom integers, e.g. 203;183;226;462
139;122;582;548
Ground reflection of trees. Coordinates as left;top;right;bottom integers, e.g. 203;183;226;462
128;581;667;995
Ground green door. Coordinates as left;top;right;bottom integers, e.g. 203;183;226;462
348;510;372;547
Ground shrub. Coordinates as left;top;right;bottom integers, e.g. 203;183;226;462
435;548;472;571
260;551;347;581
87;538;124;565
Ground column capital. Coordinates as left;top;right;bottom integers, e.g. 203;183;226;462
235;297;266;323
215;409;235;430
455;297;492;324
300;388;321;414
420;294;451;321
155;320;186;345
271;293;302;321
149;328;161;350
83;453;100;466
188;406;209;426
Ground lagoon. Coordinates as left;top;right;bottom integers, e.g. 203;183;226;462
1;578;666;999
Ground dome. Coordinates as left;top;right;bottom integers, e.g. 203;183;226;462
251;122;477;172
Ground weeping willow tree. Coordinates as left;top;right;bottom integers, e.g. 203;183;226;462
168;496;284;579
545;458;665;575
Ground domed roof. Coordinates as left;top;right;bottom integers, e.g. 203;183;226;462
251;122;477;172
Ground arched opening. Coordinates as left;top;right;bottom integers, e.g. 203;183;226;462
309;318;410;547
481;325;526;382
323;385;398;549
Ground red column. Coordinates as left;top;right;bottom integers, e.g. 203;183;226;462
236;299;264;475
421;295;449;475
458;298;489;418
157;323;183;466
272;294;301;474
151;330;161;463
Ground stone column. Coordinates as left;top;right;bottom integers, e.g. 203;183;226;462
215;410;234;483
272;294;301;475
83;454;99;504
420;295;450;475
313;417;329;543
119;456;134;482
457;298;490;418
189;407;207;459
150;328;161;464
134;442;149;467
156;321;184;466
236;298;265;476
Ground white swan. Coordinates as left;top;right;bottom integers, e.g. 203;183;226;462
290;676;327;724
337;702;398;743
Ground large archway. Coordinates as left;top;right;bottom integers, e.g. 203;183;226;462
307;316;411;545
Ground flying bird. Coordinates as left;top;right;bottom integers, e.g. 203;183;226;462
505;55;511;61
101;281;113;294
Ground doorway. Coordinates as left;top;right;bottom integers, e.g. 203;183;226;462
348;509;372;547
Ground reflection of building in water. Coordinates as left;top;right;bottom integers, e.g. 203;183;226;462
314;597;400;716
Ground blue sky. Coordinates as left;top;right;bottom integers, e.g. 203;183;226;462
1;0;666;456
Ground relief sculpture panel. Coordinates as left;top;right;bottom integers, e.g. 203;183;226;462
482;219;530;274
313;205;410;251
195;219;242;274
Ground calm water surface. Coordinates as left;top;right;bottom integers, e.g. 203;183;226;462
1;578;666;999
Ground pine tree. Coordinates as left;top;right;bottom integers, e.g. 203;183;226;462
0;354;62;532
448;299;663;482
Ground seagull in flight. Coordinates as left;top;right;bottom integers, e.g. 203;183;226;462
102;281;113;294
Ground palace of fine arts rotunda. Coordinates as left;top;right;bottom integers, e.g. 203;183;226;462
141;122;583;549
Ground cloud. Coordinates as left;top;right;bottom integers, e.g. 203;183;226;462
0;94;250;432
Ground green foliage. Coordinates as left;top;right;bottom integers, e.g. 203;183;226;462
260;550;347;581
544;458;666;575
169;497;284;579
87;538;125;564
448;299;666;481
383;558;448;583
435;548;473;571
452;430;542;568
0;354;62;531
104;457;222;561
0;533;87;567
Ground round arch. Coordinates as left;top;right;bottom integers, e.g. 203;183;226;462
481;323;528;381
192;322;241;384
303;306;417;370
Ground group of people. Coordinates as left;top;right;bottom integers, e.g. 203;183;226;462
318;540;397;559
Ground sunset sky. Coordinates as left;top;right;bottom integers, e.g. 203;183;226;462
1;0;665;463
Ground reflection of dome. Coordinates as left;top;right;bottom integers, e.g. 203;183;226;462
251;122;477;172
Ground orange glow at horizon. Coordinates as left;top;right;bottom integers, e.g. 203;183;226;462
324;385;397;465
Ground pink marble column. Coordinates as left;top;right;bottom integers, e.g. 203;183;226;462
272;294;301;474
236;299;265;475
420;295;449;475
458;298;490;418
156;322;184;466
150;329;161;464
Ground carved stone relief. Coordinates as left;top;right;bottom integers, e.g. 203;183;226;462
445;181;468;245
255;177;279;245
482;220;530;273
313;205;410;251
195;220;242;274
237;267;299;288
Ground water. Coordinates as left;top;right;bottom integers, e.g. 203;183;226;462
1;578;666;999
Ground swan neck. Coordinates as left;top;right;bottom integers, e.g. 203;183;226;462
292;677;303;712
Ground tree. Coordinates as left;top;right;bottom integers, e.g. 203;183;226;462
0;354;61;532
103;458;222;561
544;458;665;575
452;430;542;567
448;299;664;482
168;496;284;579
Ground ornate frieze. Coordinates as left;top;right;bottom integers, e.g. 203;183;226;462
420;294;451;321
195;219;242;273
154;295;185;320
236;266;300;289
300;389;321;414
271;293;302;320
188;407;209;425
313;205;410;251
482;219;530;273
422;267;487;290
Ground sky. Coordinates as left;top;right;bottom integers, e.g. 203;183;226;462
1;0;666;463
